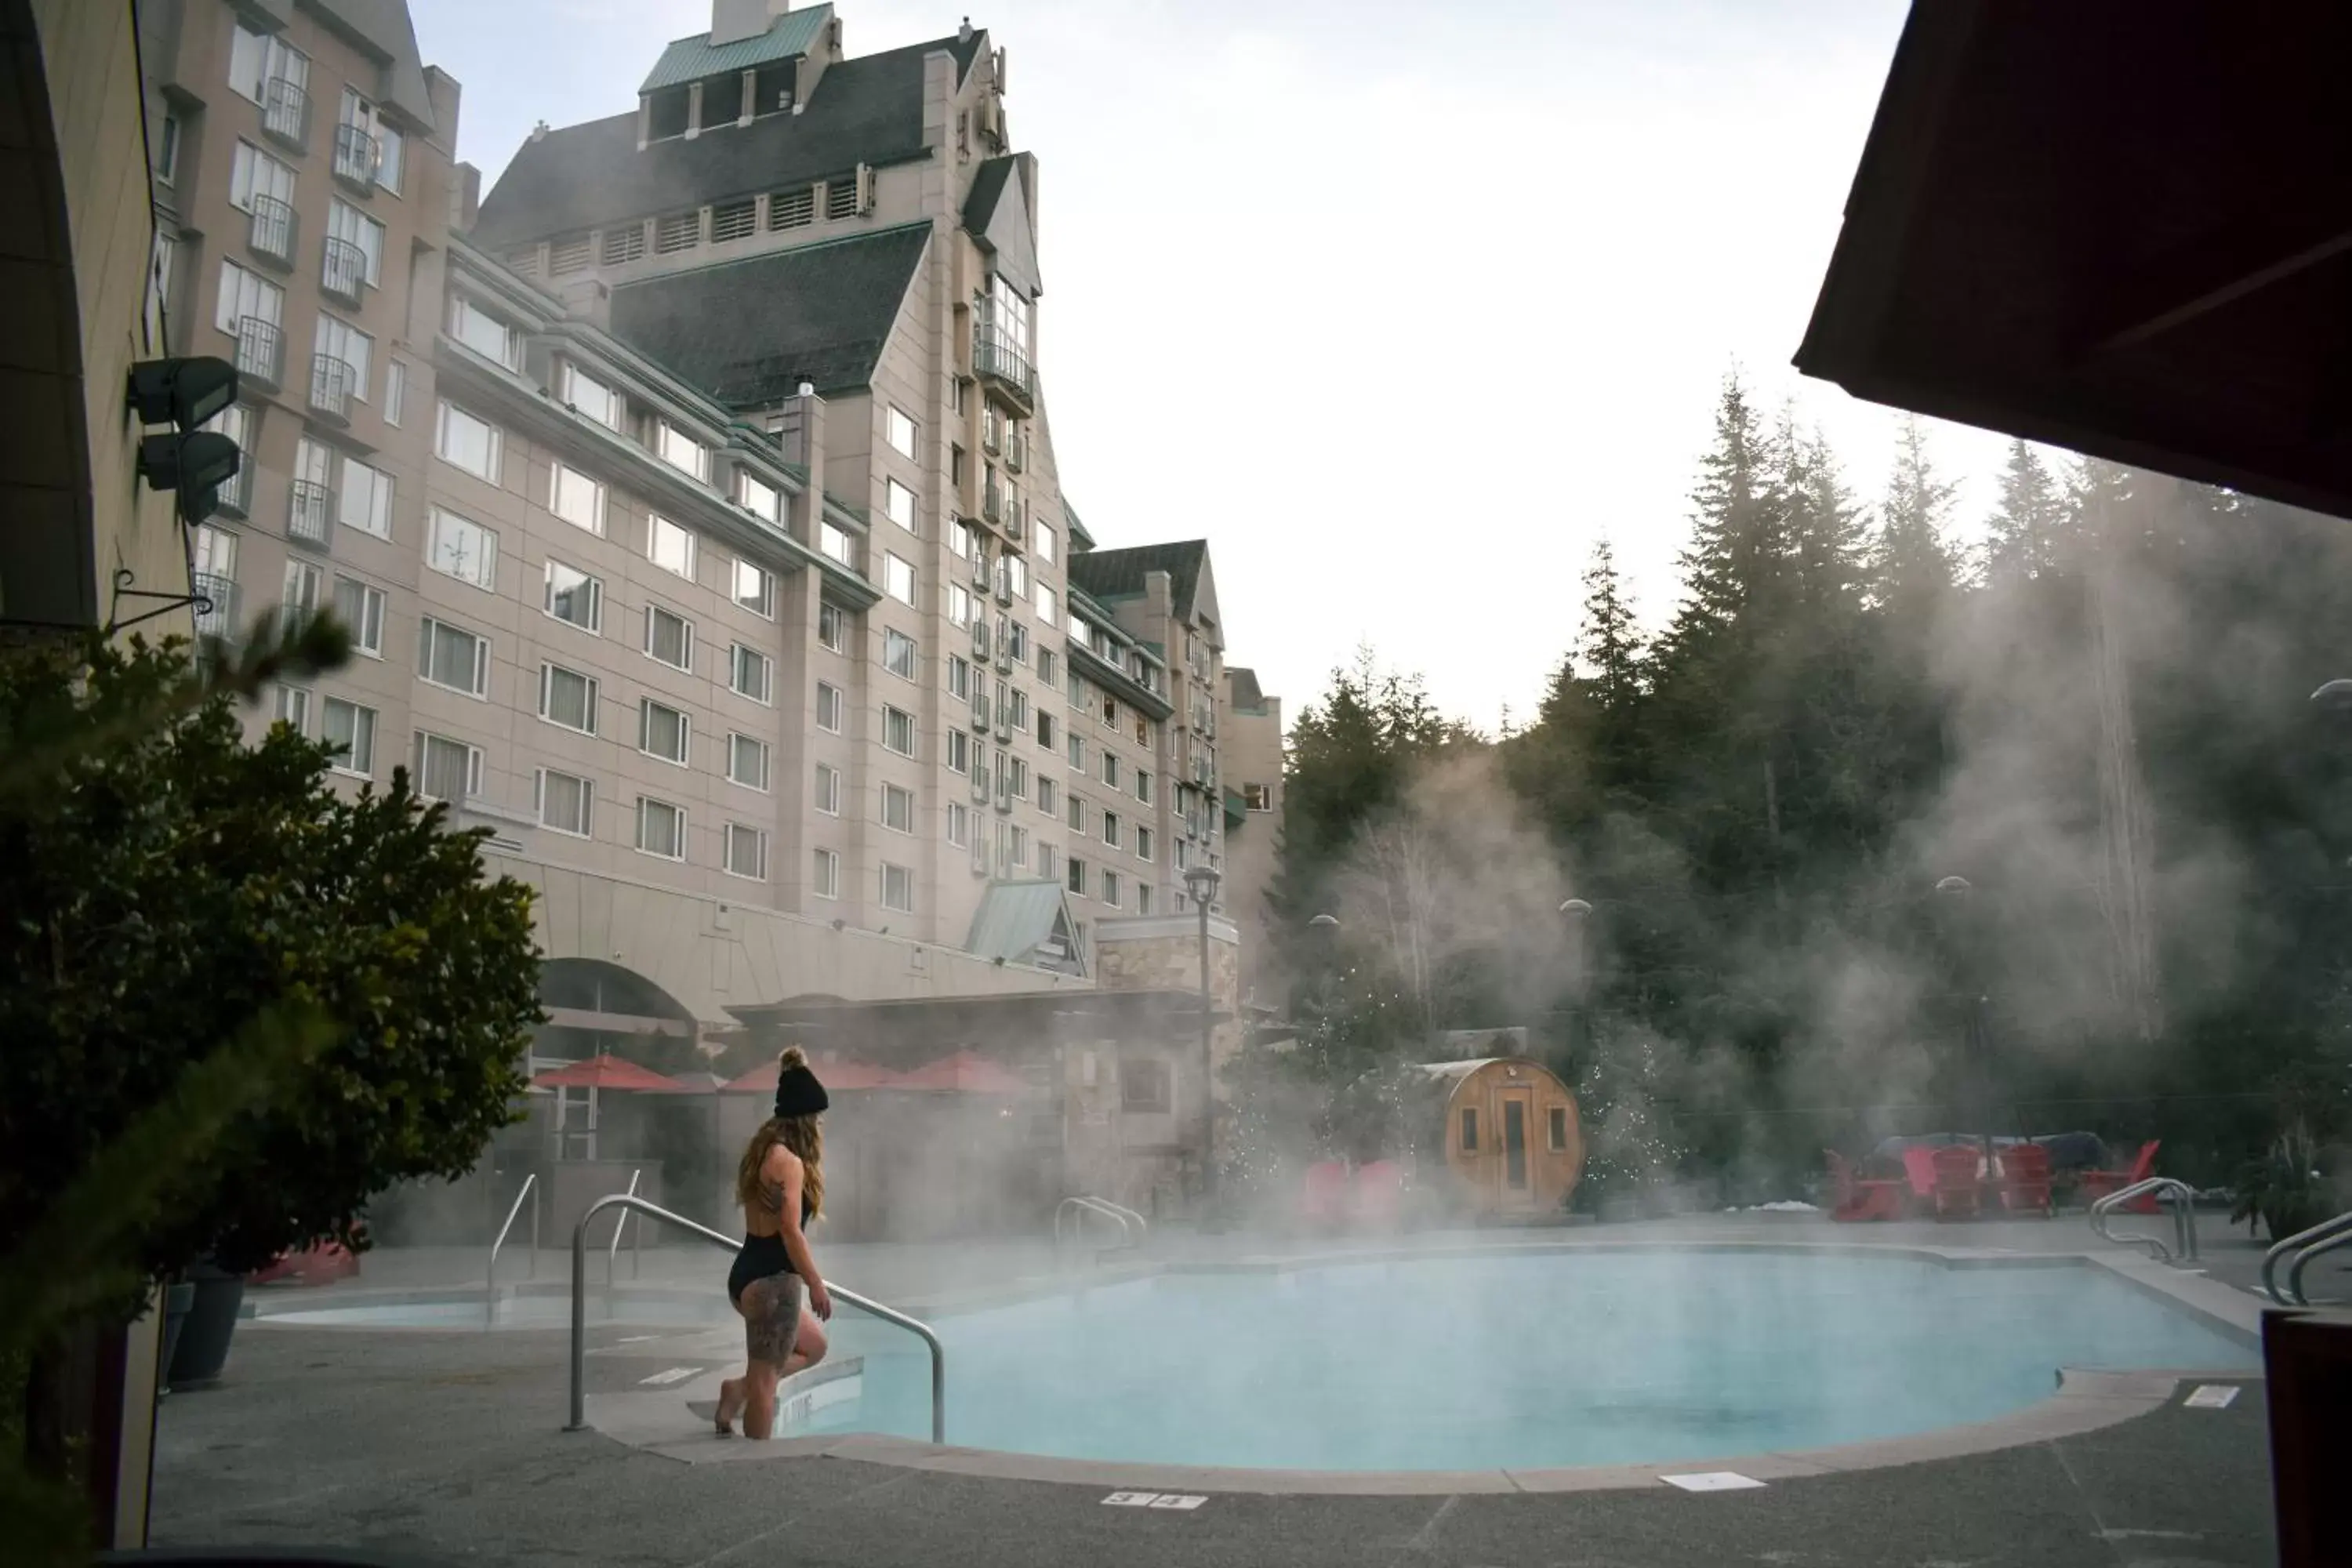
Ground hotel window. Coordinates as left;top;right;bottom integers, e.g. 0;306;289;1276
948;801;968;848
649;514;696;579
331;575;385;656
544;560;603;633
340;455;394;539
216;260;283;340
1039;648;1058;685
947;654;971;699
427;507;498;590
412;732;482;803
1005;756;1029;800
949;583;977;628
815;763;841;815
539;664;599;734
880;862;914;913
724;824;768;880
1103;811;1122;850
882;784;914;834
947;729;970;774
383;361;407;426
1138;884;1155;916
884;705;916;757
1067;733;1086;771
885;478;916;532
1102;752;1121;790
327;200;386;289
1034;582;1058;628
884;553;916;606
818;603;846;652
812;848;840;899
1101;870;1123;910
376;122;405;194
436;401;503;483
156;113;181;183
1007;824;1030;869
735;559;775;617
314;313;373;398
1007;621;1030;664
815;681;843;731
638;699;690;764
731;644;773;704
561;361;622;429
449;296;521;372
636;797;686;860
728;734;771;791
1066;857;1087;896
416;618;488;697
1038;776;1058;816
819;520;855;566
655;419;708;481
1137;771;1154;805
884;629;917;681
274;684;310;734
1009;689;1031;732
1137;827;1155;862
324;699;375;776
536;770;593;837
739;471;781;523
885;405;918;457
1035;522;1057;566
644;605;694;671
1245;782;1276;811
228;140;295;212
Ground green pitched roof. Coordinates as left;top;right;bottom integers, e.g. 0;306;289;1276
1068;540;1209;615
964;880;1086;974
641;5;834;93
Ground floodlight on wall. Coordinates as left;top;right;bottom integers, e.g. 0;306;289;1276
136;432;239;500
127;357;239;430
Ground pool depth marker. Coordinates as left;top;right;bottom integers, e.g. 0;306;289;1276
1102;1493;1208;1510
1661;1472;1766;1493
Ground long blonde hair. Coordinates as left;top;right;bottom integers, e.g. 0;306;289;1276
736;1046;825;1220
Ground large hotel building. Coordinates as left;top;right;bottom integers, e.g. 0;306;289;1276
136;0;1288;1025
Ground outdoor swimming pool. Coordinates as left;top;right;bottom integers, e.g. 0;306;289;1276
829;1250;2256;1471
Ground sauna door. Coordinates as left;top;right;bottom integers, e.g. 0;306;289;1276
1497;1088;1535;1212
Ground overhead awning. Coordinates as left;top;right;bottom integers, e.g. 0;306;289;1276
1795;3;2352;519
529;1053;693;1093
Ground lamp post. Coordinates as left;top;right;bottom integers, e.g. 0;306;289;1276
1559;898;1593;1076
1934;875;1996;1179
1184;864;1224;1222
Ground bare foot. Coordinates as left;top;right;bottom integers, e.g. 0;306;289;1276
713;1378;746;1436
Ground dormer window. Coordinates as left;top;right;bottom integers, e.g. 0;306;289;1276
702;72;743;125
647;86;689;141
449;295;521;372
655;419;709;481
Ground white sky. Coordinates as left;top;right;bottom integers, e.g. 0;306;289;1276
412;0;2013;733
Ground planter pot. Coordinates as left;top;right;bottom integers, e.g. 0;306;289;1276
2265;1201;2330;1243
168;1264;244;1391
157;1280;196;1396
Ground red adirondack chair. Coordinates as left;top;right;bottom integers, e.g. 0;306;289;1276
2078;1139;2161;1212
1300;1160;1350;1229
1352;1161;1404;1229
1998;1143;2054;1215
1930;1145;1983;1219
1826;1149;1906;1221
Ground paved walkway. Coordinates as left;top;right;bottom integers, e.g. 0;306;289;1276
157;1212;2306;1566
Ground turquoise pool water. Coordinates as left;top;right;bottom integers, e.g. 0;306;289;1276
833;1252;2256;1471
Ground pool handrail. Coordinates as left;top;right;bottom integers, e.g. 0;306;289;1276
2088;1177;2198;1264
1054;1195;1144;1252
485;1172;539;1330
605;1167;641;1288
563;1191;945;1443
2263;1207;2352;1306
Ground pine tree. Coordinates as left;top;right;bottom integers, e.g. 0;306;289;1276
1578;537;1643;711
1983;438;2069;585
1660;374;1788;663
1872;413;1958;616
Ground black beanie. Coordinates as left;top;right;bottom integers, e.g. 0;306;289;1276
774;1063;829;1120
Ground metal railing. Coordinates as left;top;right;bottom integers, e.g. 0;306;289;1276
2262;1207;2352;1306
309;354;355;422
261;76;310;151
192;572;237;640
1054;1195;1146;1253
485;1173;539;1329
605;1168;642;1287
234;316;284;391
332;123;381;190
972;328;1034;400
321;236;368;305
2089;1177;2199;1265
248;196;298;268
564;1194;944;1443
286;480;334;547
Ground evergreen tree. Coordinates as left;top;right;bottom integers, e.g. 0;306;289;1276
1578;537;1643;710
1983;438;2070;585
1872;413;1958;615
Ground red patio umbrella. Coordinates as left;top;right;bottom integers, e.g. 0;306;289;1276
895;1050;1031;1095
530;1052;695;1093
722;1056;906;1094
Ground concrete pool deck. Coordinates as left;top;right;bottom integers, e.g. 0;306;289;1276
157;1213;2305;1566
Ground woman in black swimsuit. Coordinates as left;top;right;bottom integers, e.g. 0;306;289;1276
715;1046;833;1438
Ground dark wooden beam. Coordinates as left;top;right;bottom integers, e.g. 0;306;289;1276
2087;214;2352;357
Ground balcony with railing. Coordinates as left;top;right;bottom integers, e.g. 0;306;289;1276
248;196;297;270
212;457;252;520
261;76;309;152
331;123;379;192
287;480;335;549
321;236;367;306
972;325;1035;411
982;479;1004;528
308;354;355;425
1004;432;1027;474
234;316;284;391
193;572;238;641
